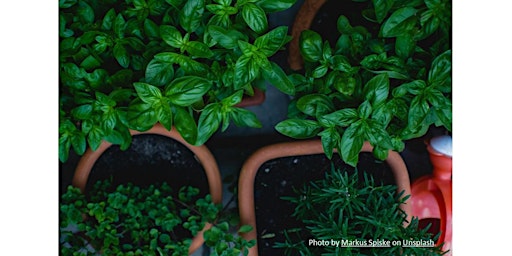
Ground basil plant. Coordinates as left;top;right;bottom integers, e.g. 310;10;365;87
59;0;297;162
276;0;451;166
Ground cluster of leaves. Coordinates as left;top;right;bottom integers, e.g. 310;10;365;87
59;0;298;162
274;167;446;255
276;0;452;166
60;180;255;255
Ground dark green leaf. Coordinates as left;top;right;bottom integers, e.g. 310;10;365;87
234;55;259;89
144;18;160;39
160;25;183;48
408;95;430;130
372;0;394;23
428;50;451;92
87;126;104;151
77;0;94;24
165;76;212;106
337;15;353;34
145;59;175;87
231;108;262;128
113;13;126;39
134;82;162;105
392;80;426;97
256;0;297;13
179;0;205;33
363;73;389;107
174;107;198;144
296;94;334;117
59;135;71;162
196;103;222;145
127;102;158;131
299;30;323;62
242;3;268;34
208;26;247;49
380;7;418;37
155;52;208;74
183;41;214;58
358;100;373;119
70;131;87;156
311;64;328;78
113;43;129;68
221;90;244;106
319;108;358;127
254;26;290;57
340;121;364;166
275;119;321;139
395;32;416;58
319;128;340;159
156;99;173;130
71;104;93;120
261;62;295;95
101;8;116;31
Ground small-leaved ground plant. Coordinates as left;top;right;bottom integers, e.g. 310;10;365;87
274;167;446;255
60;180;255;255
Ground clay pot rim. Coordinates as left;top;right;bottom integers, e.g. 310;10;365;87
71;123;222;254
238;140;412;256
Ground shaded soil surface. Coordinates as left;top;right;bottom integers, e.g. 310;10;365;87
86;134;209;198
253;152;396;255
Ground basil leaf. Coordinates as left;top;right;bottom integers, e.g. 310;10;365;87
145;59;175;87
358;100;373;119
256;0;297;13
113;43;129;68
87;126;104;151
77;0;94;24
144;18;160;39
70;131;87;156
231;108;262;128
59;135;71;163
319;108;358;127
299;30;323;62
261;62;295;95
363;73;389;107
234;55;258;89
71;104;93;120
241;3;268;34
174;107;198;144
395;32;416;58
160;25;183;48
134;82;163;105
296;94;334;117
340;121;364;167
428;50;451;92
165;76;212;106
196;103;222;145
101;8;116;31
179;0;205;33
155;52;208;74
337;15;353;34
127;101;158;131
156;98;173;130
275;119;321;139
183;41;214;58
372;0;394;23
380;7;418;37
319;128;340;159
208;26;247;49
254;26;289;57
113;13;126;39
221;90;244;106
407;95;430;131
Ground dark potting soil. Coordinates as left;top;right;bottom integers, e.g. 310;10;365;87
86;134;209;197
253;152;396;255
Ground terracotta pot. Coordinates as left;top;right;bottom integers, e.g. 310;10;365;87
72;123;222;255
288;0;328;70
238;140;412;256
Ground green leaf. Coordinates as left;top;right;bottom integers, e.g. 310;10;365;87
299;30;323;62
165;76;212;106
87;126;104;151
358;100;373;119
261;62;295;95
59;135;71;162
241;3;268;34
145;59;175;87
71;131;87;156
408;95;430;130
208;26;247;49
134;82;162;105
396;32;416;59
363;73;389;107
221;90;244;106
144;18;160;39
113;13;126;39
196;104;222;145
340;121;364;166
336;15;353;34
254;26;289;57
174;107;198;144
101;8;116;30
183;41;214;58
275;119;321;139
156;99;173;130
234;55;259;89
77;0;94;24
127;102;158;131
160;25;183;48
329;55;352;72
256;0;297;13
113;43;129;68
319;108;358;127
372;0;394;23
296;94;334;117
179;0;205;33
428;50;451;92
71;104;93;120
319;128;340;159
231;108;262;128
380;7;418;37
311;64;328;78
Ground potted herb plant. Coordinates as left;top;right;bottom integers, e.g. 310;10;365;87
60;179;256;255
274;167;446;255
275;0;452;167
59;0;299;163
237;140;413;255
